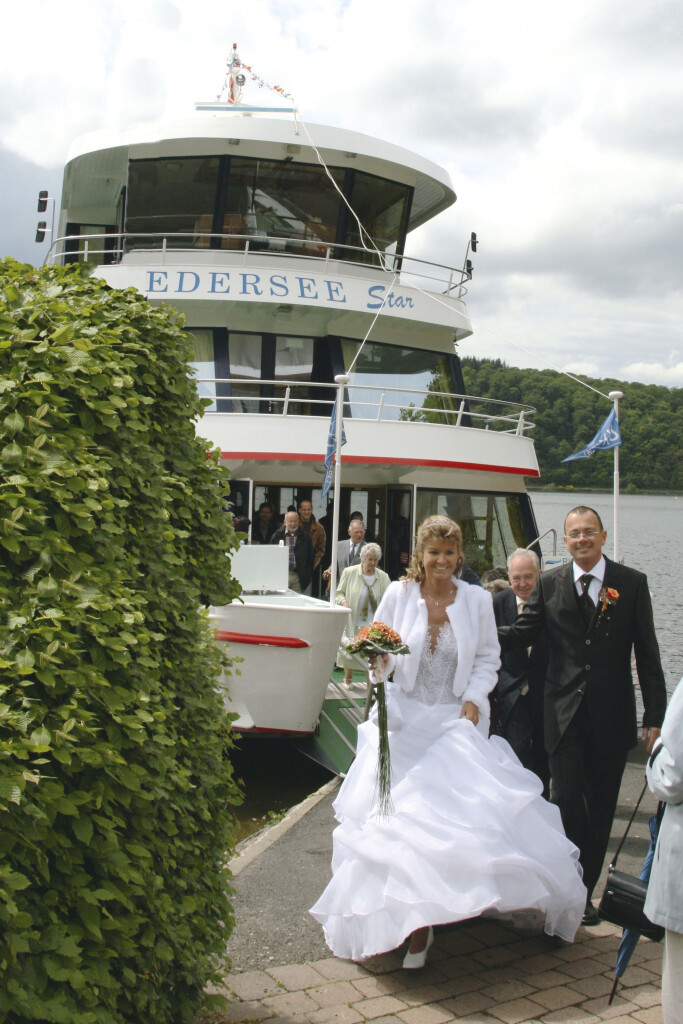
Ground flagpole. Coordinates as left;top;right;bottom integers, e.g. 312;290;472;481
328;374;349;607
609;390;623;562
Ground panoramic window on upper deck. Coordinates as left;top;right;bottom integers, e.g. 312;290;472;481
125;158;221;248
341;340;459;421
225;158;345;254
343;173;411;267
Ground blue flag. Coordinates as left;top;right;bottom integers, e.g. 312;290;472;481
321;396;346;499
563;408;622;462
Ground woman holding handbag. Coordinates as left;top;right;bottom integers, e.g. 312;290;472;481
644;676;683;1024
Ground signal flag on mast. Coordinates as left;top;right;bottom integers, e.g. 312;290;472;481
562;408;622;462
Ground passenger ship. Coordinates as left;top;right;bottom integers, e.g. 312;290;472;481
44;49;541;739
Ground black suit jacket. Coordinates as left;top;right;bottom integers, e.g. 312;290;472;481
271;527;314;591
499;558;666;755
492;587;548;728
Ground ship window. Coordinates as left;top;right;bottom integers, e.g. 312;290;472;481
415;491;529;576
125;157;220;248
228;333;262;413
273;336;314;414
224;158;344;254
188;329;217;411
343;173;411;266
341;340;459;420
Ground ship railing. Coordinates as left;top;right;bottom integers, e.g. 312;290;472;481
44;231;471;296
196;377;536;436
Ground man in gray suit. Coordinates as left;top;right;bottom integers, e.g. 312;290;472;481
499;505;667;925
324;519;367;586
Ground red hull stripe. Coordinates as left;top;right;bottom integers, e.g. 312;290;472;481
220;451;540;477
214;630;309;648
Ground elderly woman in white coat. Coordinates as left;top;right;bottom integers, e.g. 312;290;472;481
311;515;586;968
335;543;391;686
644;676;683;1024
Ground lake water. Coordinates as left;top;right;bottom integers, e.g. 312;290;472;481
529;491;682;697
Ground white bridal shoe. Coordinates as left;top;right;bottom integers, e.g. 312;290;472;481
402;927;434;969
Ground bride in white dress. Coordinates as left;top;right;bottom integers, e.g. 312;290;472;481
310;515;586;967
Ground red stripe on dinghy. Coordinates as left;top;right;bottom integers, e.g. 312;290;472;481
220;451;539;477
214;630;309;648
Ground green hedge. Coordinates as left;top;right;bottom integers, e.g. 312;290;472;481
0;259;242;1023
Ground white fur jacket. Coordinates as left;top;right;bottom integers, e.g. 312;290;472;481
375;577;501;717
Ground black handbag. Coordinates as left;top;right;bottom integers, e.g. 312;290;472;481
597;780;664;942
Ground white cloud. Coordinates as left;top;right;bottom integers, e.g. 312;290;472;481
621;362;683;386
1;0;681;388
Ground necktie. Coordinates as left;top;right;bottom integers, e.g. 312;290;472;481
579;573;595;625
287;532;296;569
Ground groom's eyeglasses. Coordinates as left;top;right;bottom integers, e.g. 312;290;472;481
565;529;600;539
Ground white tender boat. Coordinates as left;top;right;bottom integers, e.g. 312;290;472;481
45;47;543;737
210;546;349;734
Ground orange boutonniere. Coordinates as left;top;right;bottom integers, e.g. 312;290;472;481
599;586;620;613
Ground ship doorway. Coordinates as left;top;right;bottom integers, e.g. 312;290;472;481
385;488;413;580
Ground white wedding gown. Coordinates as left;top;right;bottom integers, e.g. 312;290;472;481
310;624;586;961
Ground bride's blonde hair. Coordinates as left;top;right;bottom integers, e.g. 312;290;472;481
404;515;464;585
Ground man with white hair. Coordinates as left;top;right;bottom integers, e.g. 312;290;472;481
492;548;549;790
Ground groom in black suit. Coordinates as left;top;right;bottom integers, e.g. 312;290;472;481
499;506;667;924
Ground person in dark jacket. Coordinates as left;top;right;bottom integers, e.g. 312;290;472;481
492;548;549;793
499;505;667;925
271;510;314;593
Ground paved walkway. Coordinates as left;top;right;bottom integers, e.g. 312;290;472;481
197;749;664;1024
204;915;663;1024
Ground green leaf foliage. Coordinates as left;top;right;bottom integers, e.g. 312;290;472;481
461;357;683;491
0;259;243;1023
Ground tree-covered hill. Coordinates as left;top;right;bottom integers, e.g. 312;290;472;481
460;358;683;491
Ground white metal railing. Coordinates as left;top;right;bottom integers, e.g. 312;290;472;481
196;377;536;435
44;230;471;296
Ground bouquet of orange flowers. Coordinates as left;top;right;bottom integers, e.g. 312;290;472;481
344;621;410;660
343;621;410;816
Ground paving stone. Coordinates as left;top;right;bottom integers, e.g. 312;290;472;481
466;922;518;946
396;1005;454;1024
312;960;374;982
552;945;597;963
214;998;275;1021
437;931;486;956
396;984;451;1006
617;966;662;989
484;981;535;1003
352;995;409;1019
472;947;520;969
558;959;610;980
353;976;407;998
307;1005;366;1024
524;971;575;990
533;1009;600;1023
630;1008;663;1024
578;995;639;1019
437;973;488;998
308;982;370;1008
528;985;584;1012
261;990;319;1016
626;984;662;1008
268;964;328;991
534;1008;600;1023
517;955;566;976
567;974;615;998
486;997;548;1024
226;970;282;1001
440;989;496;1016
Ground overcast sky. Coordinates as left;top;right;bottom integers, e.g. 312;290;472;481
2;0;681;389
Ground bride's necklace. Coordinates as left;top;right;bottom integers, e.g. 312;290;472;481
422;584;455;608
